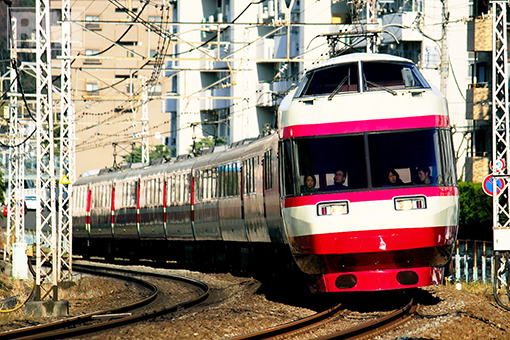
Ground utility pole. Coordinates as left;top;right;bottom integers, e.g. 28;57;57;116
440;0;449;96
491;0;510;311
242;27;250;140
140;76;149;164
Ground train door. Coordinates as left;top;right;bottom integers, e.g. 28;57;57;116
72;185;91;239
242;156;271;242
114;178;140;239
218;162;247;242
139;176;166;240
193;167;222;241
262;148;285;243
165;171;195;240
89;181;113;239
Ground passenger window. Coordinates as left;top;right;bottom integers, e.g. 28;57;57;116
368;130;440;187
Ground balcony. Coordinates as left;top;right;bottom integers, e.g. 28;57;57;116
200;48;214;70
274;33;299;59
256;38;274;60
467;17;492;52
256;83;273;107
465;156;489;183
381;12;423;43
466;85;489;120
212;87;230;109
200;90;214;111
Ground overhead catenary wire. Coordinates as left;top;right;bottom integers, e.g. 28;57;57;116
73;1;270;133
51;1;470;155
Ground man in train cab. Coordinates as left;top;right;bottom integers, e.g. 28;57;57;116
416;166;432;185
326;169;350;191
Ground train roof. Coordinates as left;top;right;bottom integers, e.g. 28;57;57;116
306;53;414;72
75;132;278;185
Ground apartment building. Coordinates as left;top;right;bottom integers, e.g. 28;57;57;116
5;0;489;181
49;0;175;175
169;0;352;156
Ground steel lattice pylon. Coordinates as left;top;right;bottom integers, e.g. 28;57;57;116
6;15;25;263
58;0;74;283
492;0;510;310
35;0;58;301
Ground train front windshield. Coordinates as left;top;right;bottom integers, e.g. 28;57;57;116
280;129;456;196
294;60;429;98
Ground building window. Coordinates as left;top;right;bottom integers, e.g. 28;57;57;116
149;84;162;96
86;83;99;96
85;15;101;30
115;7;138;13
85;49;100;64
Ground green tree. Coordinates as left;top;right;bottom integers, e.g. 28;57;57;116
188;137;227;156
122;144;173;164
458;181;493;241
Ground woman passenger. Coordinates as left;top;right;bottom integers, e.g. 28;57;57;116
301;174;317;193
385;169;404;186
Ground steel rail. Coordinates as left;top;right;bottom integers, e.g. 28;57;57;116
226;298;417;340
313;298;418;340
0;265;158;340
225;302;344;340
0;264;210;340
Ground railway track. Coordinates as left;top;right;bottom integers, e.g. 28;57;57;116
226;297;418;340
0;261;418;340
0;263;210;340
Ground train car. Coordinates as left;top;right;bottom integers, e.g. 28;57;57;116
72;132;293;273
72;52;458;293
278;53;459;292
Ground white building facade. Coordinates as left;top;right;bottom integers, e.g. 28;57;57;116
31;0;482;178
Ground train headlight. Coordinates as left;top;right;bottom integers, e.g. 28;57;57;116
317;201;349;216
394;196;426;211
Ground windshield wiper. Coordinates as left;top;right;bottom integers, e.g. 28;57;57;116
365;80;398;96
327;76;349;101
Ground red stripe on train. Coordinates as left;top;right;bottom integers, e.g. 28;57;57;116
280;115;449;139
289;225;458;255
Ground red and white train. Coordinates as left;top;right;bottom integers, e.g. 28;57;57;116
72;53;459;292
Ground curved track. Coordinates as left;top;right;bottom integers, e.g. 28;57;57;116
226;298;418;340
0;264;210;340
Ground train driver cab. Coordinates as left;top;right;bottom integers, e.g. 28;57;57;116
280;128;457;197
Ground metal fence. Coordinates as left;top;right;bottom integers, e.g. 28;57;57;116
451;239;494;283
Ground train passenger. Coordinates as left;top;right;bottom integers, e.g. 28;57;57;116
326;169;350;191
383;169;404;187
301;174;317;193
416;166;432;184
